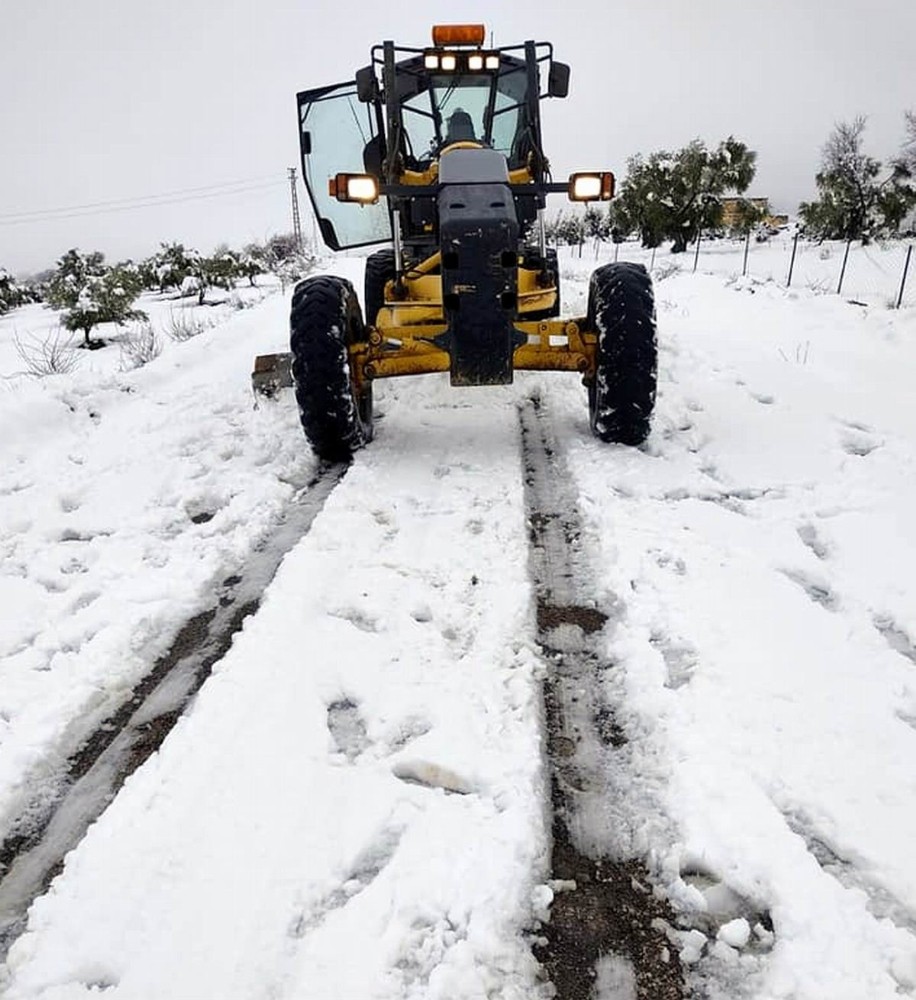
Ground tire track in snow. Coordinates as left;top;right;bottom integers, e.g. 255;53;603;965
518;395;684;1000
782;809;916;937
0;462;348;958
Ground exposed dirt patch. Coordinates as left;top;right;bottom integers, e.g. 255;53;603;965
537;602;608;635
535;813;684;1000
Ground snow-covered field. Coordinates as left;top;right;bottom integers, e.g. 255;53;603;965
1;247;915;999
584;231;915;309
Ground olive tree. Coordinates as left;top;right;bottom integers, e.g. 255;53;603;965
47;250;146;347
615;137;757;252
799;116;916;242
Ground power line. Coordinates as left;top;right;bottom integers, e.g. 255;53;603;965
0;175;287;226
0;175;285;221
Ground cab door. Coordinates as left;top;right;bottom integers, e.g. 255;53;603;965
297;82;391;251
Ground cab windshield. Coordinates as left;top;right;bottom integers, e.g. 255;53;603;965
400;65;530;165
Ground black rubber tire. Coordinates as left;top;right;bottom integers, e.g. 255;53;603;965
289;275;373;461
364;248;396;328
586;262;657;445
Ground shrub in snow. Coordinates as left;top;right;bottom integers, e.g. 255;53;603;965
119;322;162;370
13;327;80;376
654;261;682;281
165;310;211;342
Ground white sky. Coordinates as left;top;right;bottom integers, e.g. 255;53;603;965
1;0;913;274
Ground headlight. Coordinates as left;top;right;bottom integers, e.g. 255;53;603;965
329;173;380;204
568;172;615;202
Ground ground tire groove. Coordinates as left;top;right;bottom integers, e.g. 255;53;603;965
519;396;684;1000
0;461;348;957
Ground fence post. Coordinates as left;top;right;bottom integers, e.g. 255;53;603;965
693;232;702;273
897;244;913;309
614;242;620;263
837;239;851;295
787;230;799;287
742;230;751;277
650;246;656;273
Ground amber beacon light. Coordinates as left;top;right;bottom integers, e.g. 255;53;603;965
431;24;486;46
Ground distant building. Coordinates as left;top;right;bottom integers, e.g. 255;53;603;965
720;197;788;229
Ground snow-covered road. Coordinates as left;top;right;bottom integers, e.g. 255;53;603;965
2;252;916;998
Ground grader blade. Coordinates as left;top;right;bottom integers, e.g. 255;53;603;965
252;352;293;398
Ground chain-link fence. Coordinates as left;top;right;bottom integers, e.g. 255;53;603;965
563;233;915;308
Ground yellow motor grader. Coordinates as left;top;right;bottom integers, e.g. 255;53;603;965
253;24;657;460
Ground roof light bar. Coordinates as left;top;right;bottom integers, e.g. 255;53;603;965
423;49;499;73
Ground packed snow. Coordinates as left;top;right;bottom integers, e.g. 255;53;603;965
1;240;915;999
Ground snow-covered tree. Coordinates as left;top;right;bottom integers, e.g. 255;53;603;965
257;232;314;282
134;256;161;291
0;267;30;314
47;249;107;311
153;242;194;295
201;248;241;301
48;250;146;346
155;242;248;304
891;110;916;181
615;137;757;252
547;211;586;247
799;117;916;242
583;205;610;242
263;232;302;264
238;245;268;286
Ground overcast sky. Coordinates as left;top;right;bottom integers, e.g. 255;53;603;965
1;0;913;274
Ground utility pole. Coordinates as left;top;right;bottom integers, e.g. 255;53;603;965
288;167;303;250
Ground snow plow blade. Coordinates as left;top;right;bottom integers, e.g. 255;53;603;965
252;352;293;397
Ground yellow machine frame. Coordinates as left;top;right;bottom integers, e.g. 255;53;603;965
355;250;597;392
